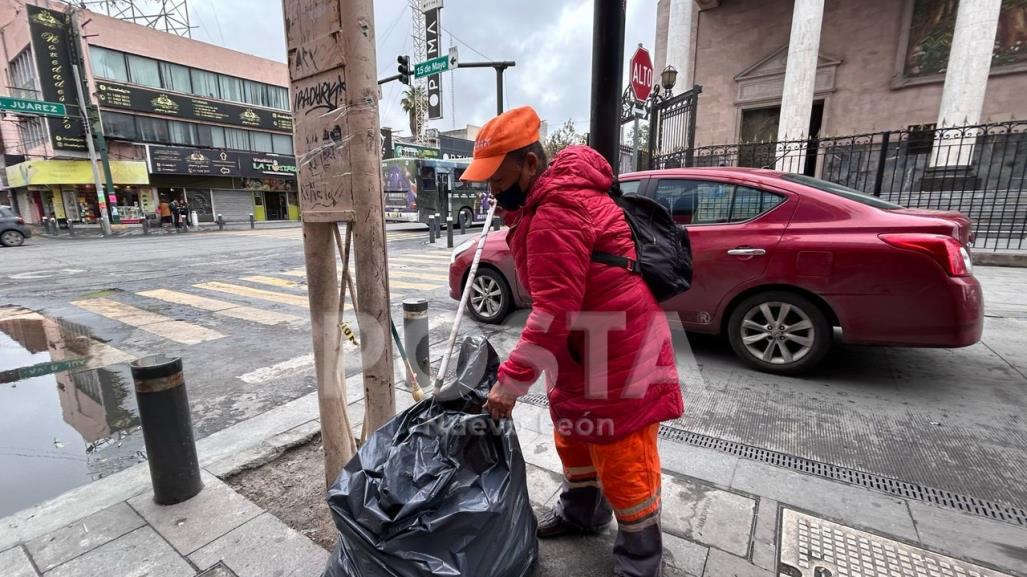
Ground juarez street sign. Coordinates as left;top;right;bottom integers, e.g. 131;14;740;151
0;96;67;117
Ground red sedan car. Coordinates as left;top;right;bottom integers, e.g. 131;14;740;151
449;168;983;374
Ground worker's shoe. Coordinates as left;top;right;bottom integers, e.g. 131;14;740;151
536;510;607;539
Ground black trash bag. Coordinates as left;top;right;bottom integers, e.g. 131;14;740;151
324;336;538;577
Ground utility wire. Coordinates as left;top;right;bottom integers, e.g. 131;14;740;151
440;25;492;61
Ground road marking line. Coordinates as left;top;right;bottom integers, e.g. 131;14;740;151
280;269;307;277
195;282;315;308
388;279;440;290
138;289;302;325
239;353;314;384
71;298;224;345
240;275;306;289
387;256;451;266
389;270;450;282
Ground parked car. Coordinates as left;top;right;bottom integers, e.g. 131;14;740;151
0;206;31;247
448;168;983;375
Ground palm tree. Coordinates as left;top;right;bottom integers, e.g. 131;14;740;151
399;85;425;138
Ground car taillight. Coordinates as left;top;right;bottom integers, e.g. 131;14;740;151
16;217;24;225
879;233;973;277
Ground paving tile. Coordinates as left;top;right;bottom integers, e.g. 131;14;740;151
661;473;756;557
195;561;239;576
188;513;329;577
908;500;1027;573
749;498;778;573
0;546;38;577
519;430;564;475
730;459;919;542
525;463;563;508
128;472;262;555
44;527;193;577
662;532;709;577
701;548;774;577
24;503;144;572
658;439;739;488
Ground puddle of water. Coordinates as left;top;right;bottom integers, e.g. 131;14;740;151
0;310;145;518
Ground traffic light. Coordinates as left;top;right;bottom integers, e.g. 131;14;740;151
397;55;411;85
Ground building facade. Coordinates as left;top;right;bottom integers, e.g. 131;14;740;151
0;0;297;225
656;0;1027;149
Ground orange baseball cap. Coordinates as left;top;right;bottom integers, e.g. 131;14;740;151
460;106;541;181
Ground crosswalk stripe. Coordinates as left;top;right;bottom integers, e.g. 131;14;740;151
388;279;440;290
388;256;451;266
280;269;307;277
71;298;224;345
240;275;306;289
389;270;450;282
138;289;302;325
195;282;315;308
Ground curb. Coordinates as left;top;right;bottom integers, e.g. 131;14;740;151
974;251;1027;268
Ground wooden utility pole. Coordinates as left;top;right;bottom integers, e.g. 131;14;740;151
283;0;395;487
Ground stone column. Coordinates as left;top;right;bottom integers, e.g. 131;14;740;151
775;0;824;173
654;0;670;76
666;0;695;87
931;0;1002;168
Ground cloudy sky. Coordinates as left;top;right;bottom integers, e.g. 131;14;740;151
187;0;657;138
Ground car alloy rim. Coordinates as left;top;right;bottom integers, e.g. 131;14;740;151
740;301;814;365
2;231;21;246
470;275;502;318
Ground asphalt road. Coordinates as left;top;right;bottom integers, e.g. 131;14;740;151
1;225;1025;518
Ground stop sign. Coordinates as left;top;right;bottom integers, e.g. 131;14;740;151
630;46;654;102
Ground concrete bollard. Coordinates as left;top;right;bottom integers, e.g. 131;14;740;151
48;217;57;236
217;214;225;231
129;355;203;505
492;216;501;231
67;220;75;237
402;299;430;389
459;211;467;236
142;217;150;235
249;213;255;229
428;216;436;243
446;216;454;248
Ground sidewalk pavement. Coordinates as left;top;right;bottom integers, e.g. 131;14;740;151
3;368;1026;577
30;220;303;240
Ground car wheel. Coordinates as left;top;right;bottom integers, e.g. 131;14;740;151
727;291;831;375
467;268;512;324
1;230;24;247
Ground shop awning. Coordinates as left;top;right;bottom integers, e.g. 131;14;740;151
5;159;150;188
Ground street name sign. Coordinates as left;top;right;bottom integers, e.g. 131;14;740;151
415;46;459;79
0;96;67;117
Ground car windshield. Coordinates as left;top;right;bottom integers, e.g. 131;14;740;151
781;173;904;210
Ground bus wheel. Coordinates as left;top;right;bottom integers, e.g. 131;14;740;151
459;207;474;229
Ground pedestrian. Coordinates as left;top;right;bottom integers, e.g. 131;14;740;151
170;198;181;229
159;197;172;230
460;106;683;577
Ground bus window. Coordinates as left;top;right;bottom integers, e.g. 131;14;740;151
420;166;436;191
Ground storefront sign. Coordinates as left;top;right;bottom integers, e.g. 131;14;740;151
394;142;441;159
5;159;149;188
26;5;87;152
145;145;297;179
95;81;294;133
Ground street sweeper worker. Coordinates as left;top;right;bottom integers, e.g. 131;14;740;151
459;105;684;577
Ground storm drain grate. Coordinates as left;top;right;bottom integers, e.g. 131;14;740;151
517;393;1027;527
779;508;1016;577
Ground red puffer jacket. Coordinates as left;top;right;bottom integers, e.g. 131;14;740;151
498;145;683;443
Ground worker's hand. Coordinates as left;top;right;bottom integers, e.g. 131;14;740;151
484;386;517;420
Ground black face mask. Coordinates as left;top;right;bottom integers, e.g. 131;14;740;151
496;180;527;211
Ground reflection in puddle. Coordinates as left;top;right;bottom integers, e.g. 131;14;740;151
0;307;145;518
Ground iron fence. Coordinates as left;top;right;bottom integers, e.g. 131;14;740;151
670;121;1027;251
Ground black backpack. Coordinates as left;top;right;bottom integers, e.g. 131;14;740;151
591;182;693;301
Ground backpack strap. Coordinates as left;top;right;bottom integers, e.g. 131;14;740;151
591;251;640;273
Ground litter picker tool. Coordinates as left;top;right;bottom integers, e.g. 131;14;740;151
433;201;499;395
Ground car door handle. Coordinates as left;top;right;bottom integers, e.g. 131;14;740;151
727;247;766;256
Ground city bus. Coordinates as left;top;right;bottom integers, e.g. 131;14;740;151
382;158;491;227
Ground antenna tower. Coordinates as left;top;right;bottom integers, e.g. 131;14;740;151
79;0;194;37
408;0;427;143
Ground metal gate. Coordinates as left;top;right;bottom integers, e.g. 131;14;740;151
647;85;702;170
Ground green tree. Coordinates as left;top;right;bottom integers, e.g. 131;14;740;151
544;119;586;159
399;85;425;138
